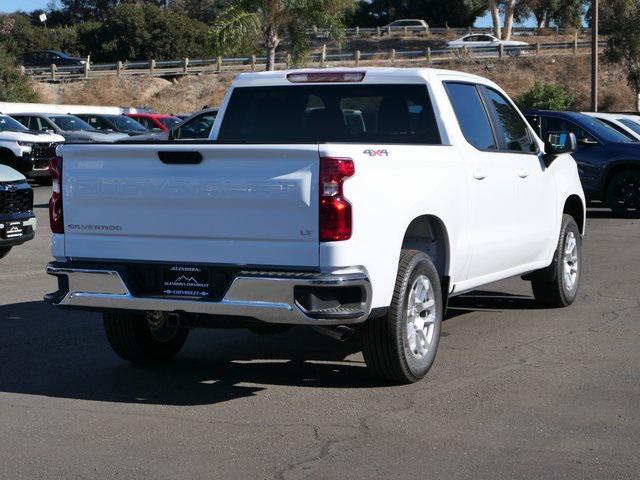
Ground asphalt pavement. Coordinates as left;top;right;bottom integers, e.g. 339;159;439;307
0;186;638;479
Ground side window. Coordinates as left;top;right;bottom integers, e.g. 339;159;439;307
12;116;29;128
34;117;48;131
541;117;596;148
445;82;496;150
482;87;537;153
177;113;217;139
91;117;105;129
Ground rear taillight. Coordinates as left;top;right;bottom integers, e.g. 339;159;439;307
320;157;354;242
49;156;64;234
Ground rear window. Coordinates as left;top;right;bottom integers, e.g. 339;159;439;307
217;84;441;144
619;118;640;136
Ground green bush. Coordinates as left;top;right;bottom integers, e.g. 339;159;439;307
0;15;81;56
0;46;39;102
515;81;575;110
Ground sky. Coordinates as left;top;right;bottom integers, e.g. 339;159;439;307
0;1;536;27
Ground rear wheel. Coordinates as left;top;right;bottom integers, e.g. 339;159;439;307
103;311;189;363
606;169;640;218
531;214;582;307
362;250;443;384
0;247;12;259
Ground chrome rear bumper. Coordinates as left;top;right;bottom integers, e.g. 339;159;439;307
46;263;372;326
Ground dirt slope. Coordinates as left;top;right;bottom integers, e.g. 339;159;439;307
34;55;636;114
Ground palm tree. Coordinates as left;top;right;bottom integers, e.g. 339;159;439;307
214;0;354;71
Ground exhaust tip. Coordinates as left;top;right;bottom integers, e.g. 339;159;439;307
312;325;355;342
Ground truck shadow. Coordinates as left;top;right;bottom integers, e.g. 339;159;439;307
0;291;535;406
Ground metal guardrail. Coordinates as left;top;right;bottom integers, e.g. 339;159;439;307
23;40;604;83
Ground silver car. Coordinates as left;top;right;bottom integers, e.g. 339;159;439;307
11;113;129;143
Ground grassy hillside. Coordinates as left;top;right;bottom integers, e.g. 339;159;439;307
34;55;636;115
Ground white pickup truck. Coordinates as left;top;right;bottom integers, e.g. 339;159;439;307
46;68;585;383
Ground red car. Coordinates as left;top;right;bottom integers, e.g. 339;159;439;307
126;113;181;132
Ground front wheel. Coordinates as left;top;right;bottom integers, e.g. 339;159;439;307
531;214;582;307
361;250;443;384
606;169;640;218
103;311;189;364
0;247;12;259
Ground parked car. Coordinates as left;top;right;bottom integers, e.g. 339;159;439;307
0;164;36;259
0;114;64;182
17;51;85;68
169;108;219;139
526;110;640;217
446;34;528;55
582;112;640;141
125;108;219;141
46;68;585;384
75;113;150;136
125;113;181;132
382;19;429;31
12;113;128;143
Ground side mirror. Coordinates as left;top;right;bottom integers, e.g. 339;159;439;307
543;131;577;166
168;128;178;141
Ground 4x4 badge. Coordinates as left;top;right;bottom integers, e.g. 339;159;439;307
363;149;389;157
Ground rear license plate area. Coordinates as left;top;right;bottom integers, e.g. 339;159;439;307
162;266;210;297
2;221;24;239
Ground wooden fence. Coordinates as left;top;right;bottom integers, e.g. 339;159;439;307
23;40;604;83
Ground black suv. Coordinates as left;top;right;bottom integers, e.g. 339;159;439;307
0;176;35;259
18;51;85;68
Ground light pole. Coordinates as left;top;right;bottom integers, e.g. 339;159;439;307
591;0;599;112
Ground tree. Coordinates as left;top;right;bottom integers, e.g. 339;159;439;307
600;0;640;111
215;0;354;71
502;0;517;40
59;0;117;22
345;0;487;28
550;0;584;27
489;0;502;37
514;81;574;110
522;0;560;28
88;4;216;61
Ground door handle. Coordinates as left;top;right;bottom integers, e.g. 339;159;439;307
157;151;203;165
472;168;486;180
518;169;529;178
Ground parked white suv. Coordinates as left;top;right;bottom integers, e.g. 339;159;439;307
0;114;64;182
45;68;585;383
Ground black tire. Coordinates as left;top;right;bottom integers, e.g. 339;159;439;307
531;214;582;308
606;169;640;218
361;250;443;384
0;247;12;259
103;312;189;364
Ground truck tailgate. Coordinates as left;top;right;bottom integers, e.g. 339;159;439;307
62;144;320;267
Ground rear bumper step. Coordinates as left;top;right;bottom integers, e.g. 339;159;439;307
45;262;372;326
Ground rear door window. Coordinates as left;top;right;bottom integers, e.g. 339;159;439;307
444;82;496;150
218;84;441;144
482;87;537;153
